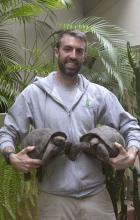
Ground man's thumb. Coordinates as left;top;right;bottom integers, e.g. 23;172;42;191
21;146;35;154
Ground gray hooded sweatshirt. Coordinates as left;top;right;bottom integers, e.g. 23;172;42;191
0;71;140;197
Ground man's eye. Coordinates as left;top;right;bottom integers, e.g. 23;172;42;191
63;47;71;52
76;49;84;55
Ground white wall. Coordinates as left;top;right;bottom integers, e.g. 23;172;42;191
84;0;140;46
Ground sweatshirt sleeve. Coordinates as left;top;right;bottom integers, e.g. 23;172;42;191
0;91;33;151
99;91;140;150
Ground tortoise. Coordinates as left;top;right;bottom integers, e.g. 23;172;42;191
21;128;67;181
80;125;125;162
21;125;125;180
56;125;125;162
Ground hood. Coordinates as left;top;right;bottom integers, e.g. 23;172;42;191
33;71;90;94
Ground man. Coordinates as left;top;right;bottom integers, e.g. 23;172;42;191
0;30;140;220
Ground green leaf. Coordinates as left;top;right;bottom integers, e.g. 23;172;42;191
9;4;43;19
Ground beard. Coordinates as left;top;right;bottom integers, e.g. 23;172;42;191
57;59;82;77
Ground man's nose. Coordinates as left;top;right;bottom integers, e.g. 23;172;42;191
70;49;77;59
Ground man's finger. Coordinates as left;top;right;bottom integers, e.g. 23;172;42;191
114;142;126;154
28;158;42;165
20;146;35;154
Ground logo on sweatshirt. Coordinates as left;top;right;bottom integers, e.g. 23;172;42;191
84;99;93;108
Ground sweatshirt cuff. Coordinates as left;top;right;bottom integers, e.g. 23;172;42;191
0;142;15;152
127;140;140;150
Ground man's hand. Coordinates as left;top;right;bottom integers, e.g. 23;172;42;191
9;146;42;173
109;142;138;170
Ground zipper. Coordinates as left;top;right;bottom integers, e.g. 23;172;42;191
67;110;74;143
67;110;83;191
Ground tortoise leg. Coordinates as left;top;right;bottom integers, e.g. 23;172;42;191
95;143;110;162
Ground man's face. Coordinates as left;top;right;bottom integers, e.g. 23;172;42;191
55;34;86;77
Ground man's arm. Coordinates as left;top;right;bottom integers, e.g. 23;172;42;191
0;86;42;172
98;91;140;169
1;145;41;172
1;146;16;164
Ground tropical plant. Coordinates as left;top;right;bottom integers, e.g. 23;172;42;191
0;18;23;112
0;155;39;220
131;166;140;220
127;41;140;122
0;0;72;112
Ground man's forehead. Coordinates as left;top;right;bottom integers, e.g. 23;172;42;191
60;35;86;48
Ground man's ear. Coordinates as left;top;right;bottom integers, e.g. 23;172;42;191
54;47;59;59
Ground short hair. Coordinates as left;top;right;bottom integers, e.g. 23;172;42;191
55;29;87;50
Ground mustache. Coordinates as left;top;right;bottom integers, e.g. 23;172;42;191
65;59;79;65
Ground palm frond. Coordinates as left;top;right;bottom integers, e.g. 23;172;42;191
37;0;72;9
81;66;120;96
9;3;44;20
0;0;72;22
63;17;128;62
99;48;133;92
0;63;22;112
0;25;22;64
